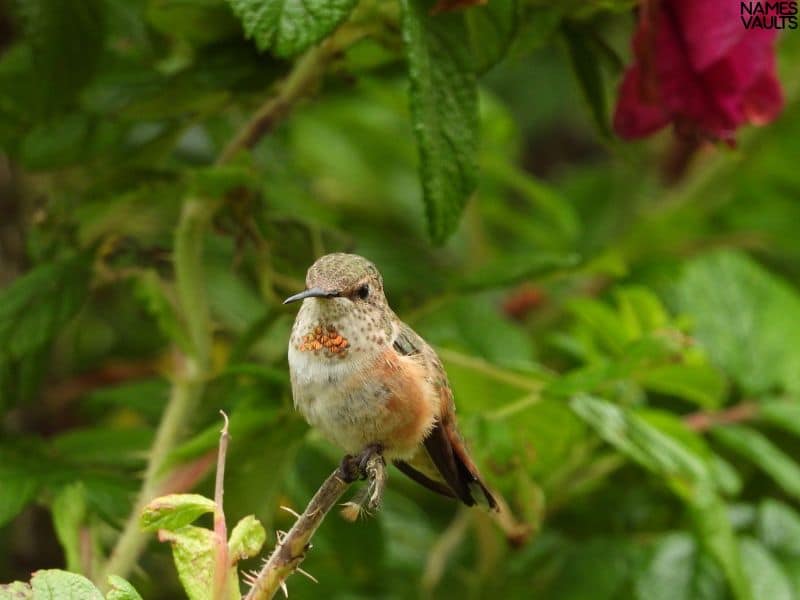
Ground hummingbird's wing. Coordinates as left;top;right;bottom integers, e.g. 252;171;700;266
392;321;497;509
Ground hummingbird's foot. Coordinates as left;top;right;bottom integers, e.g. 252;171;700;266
337;454;360;483
364;452;387;511
356;443;384;479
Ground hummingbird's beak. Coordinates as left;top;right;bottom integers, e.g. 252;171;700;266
283;288;339;304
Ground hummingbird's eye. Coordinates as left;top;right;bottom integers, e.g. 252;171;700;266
357;284;370;300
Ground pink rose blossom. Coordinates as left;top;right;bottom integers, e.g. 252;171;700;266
613;0;785;142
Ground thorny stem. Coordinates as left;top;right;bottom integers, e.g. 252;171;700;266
244;452;387;600
213;412;232;600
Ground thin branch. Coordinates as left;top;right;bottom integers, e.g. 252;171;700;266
216;39;337;166
213;411;232;600
244;453;386;600
683;402;758;432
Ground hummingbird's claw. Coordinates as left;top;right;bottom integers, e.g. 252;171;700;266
356;443;384;478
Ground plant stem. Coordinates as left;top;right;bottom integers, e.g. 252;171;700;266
213;412;232;600
97;199;214;586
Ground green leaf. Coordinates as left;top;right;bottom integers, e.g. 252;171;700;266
570;395;710;485
676;251;800;395
0;255;90;363
759;400;800;438
147;0;240;45
158;525;237;600
712;425;800;500
19;0;106;116
402;0;479;244
547;538;639;600
634;533;726;600
465;0;519;73
756;499;800;557
51;483;88;574
30;570;103;600
457;252;581;292
52;427;152;467
228;515;267;561
226;0;357;57
0;467;39;527
689;492;751;600
613;286;669;338
562;21;610;138
140;494;216;532
0;581;32;599
740;537;794;600
19;112;91;170
636;364;726;408
105;576;144;600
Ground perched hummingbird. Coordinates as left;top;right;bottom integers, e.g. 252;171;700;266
285;253;496;509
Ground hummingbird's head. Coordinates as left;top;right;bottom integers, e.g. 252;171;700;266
283;253;387;309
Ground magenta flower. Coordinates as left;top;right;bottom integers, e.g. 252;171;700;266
613;0;785;143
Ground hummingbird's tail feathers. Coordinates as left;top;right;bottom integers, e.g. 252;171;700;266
423;419;498;510
393;460;457;499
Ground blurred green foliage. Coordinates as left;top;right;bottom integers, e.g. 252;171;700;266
2;0;800;598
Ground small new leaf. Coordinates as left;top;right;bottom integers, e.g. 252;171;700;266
228;515;267;561
106;576;144;600
140;494;216;532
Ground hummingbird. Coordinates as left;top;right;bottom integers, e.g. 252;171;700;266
285;253;497;509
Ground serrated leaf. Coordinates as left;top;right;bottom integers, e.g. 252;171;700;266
757;499;800;557
106;575;144;600
563;21;610;138
19;0;106;116
51;483;87;574
712;425;800;500
689;492;751;600
0;255;90;363
465;0;519;73
30;570;103;600
570;395;709;485
634;533;726;600
0;581;32;599
159;526;237;600
228;515;266;561
402;0;478;244
740;537;793;600
227;0;357;57
140;494;216;532
676;251;800;395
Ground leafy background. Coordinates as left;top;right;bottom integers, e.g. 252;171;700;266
2;0;800;598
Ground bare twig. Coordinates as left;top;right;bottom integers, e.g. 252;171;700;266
244;450;386;600
213;411;232;600
216;39;336;166
683;402;758;432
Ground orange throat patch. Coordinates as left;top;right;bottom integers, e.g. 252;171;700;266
297;325;349;355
